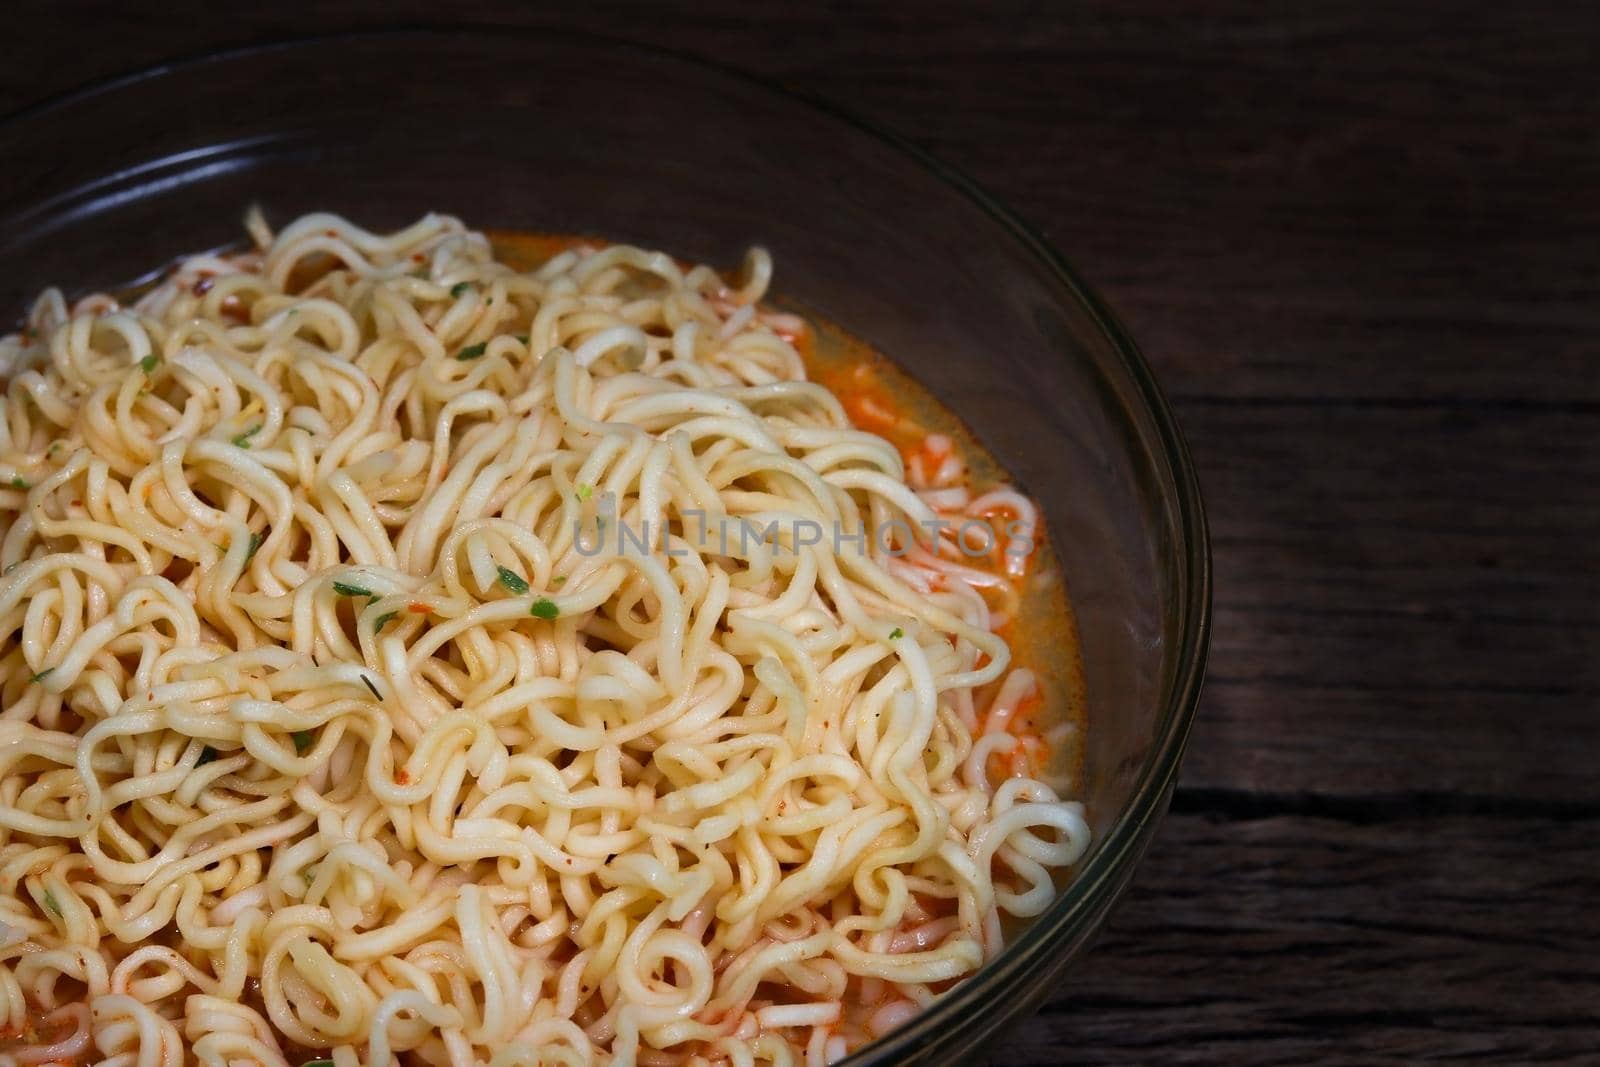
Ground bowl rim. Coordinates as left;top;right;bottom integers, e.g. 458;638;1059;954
0;25;1211;1062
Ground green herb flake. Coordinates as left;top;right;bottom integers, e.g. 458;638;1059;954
515;333;530;345
231;425;262;448
574;483;593;502
244;530;265;563
551;575;567;586
530;598;560;621
888;627;904;640
197;745;219;765
496;566;529;595
455;341;488;362
332;580;373;598
302;1061;336;1067
139;354;159;374
301;867;318;887
450;281;472;298
372;610;397;632
292;730;314;753
360;674;382;700
30;667;54;684
9;476;27;490
42;889;62;917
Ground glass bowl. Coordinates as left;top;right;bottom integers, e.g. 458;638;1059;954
0;29;1209;1065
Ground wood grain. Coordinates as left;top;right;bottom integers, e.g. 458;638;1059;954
3;2;1596;1062
1021;810;1600;1065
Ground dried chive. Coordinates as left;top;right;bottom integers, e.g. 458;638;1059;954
332;580;372;598
231;425;261;448
197;745;219;765
360;675;382;700
372;610;397;632
139;354;159;374
30;667;54;684
888;627;904;640
42;890;62;917
530;598;560;621
496;566;529;595
574;483;593;502
450;281;471;298
292;730;314;753
455;341;488;362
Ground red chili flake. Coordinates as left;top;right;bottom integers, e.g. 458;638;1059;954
408;602;431;614
192;276;215;296
411;253;425;263
395;768;412;785
69;500;82;508
325;229;337;238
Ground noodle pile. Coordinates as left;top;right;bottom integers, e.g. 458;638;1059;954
0;213;1088;1066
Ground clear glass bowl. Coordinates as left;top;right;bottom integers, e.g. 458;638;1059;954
0;30;1210;1065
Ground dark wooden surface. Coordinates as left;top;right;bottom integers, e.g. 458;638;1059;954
7;3;1597;1062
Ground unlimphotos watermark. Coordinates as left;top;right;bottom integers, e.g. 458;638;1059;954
572;494;1032;561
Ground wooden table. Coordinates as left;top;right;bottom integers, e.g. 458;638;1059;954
8;4;1596;1063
